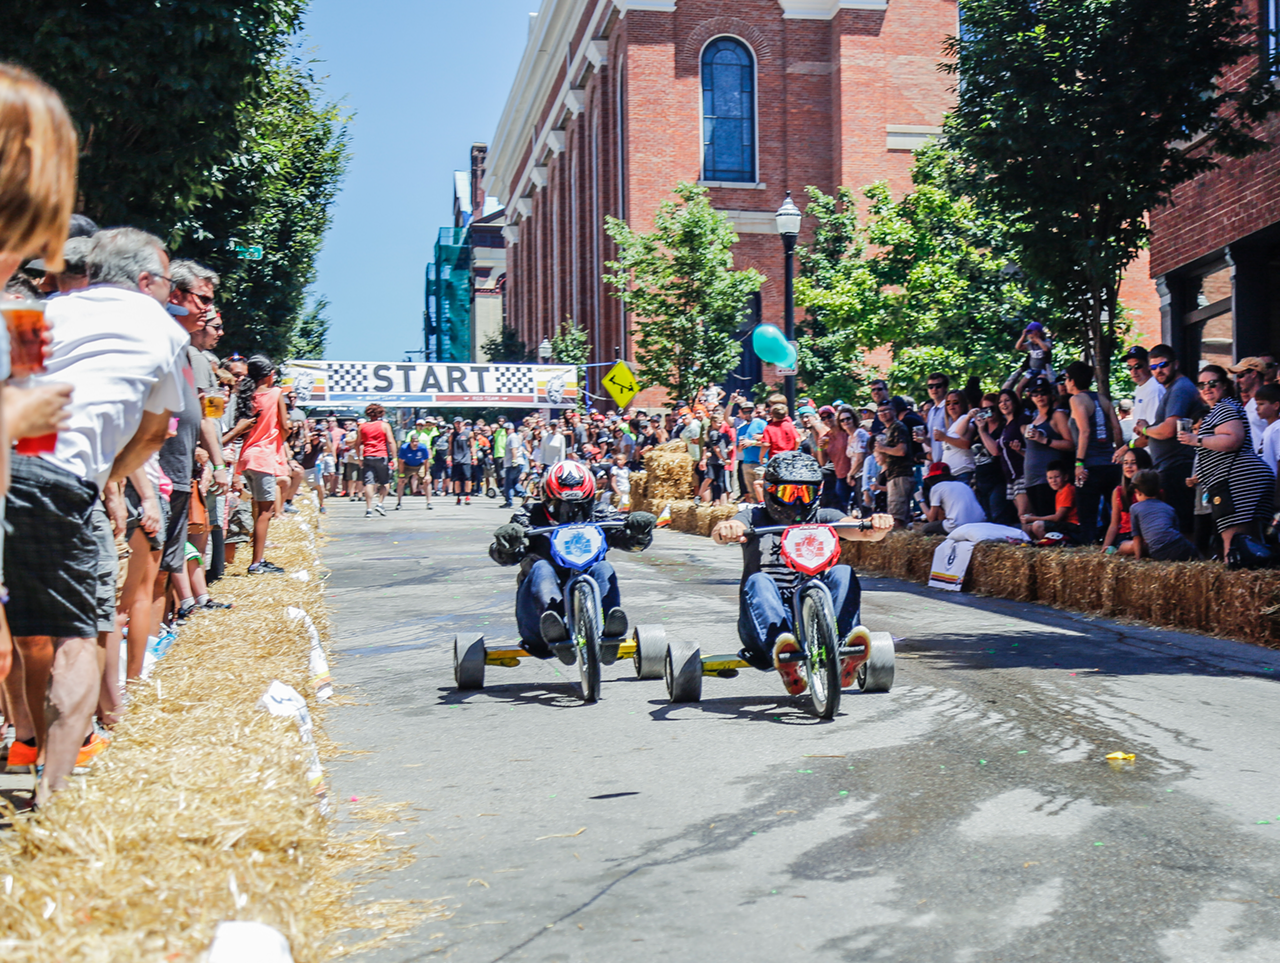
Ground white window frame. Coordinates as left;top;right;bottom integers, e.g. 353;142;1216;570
698;35;760;186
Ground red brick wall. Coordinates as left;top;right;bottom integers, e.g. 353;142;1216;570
506;0;958;389
1149;0;1280;277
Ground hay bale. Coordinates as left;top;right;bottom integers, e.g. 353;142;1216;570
969;543;1037;601
629;470;648;502
643;442;695;502
696;503;740;537
667;500;699;533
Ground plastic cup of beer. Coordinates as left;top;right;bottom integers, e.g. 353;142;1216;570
202;394;226;419
912;426;925;442
2;299;47;378
1178;417;1193;436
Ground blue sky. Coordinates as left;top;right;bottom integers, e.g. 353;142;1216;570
301;0;536;361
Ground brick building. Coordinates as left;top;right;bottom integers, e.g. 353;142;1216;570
484;0;959;404
1148;0;1280;370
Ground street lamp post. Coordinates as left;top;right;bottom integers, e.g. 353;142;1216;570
775;191;802;412
537;337;553;362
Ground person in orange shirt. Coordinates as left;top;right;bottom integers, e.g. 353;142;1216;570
233;356;290;573
1020;461;1081;542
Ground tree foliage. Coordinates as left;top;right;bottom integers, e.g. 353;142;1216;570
796;142;1053;396
604;183;763;403
551;318;591;412
943;0;1280;393
482;323;534;364
0;3;349;359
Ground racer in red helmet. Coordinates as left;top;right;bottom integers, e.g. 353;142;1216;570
711;451;893;691
489;459;657;658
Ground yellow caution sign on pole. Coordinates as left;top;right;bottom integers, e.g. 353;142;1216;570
602;360;640;409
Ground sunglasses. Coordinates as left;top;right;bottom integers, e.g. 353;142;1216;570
927;382;946;389
1149;360;1171;371
820;413;834;420
181;289;215;307
1196;379;1222;390
225;353;246;362
767;483;817;505
1125;363;1144;371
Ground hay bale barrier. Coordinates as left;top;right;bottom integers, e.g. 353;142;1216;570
666;515;1280;649
642;442;695;507
0;494;442;962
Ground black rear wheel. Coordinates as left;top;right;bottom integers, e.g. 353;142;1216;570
572;580;602;702
801;589;841;719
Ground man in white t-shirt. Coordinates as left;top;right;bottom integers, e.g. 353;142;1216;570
5;227;187;803
918;463;987;534
1114;346;1166;463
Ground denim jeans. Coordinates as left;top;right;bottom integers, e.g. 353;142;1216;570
736;566;861;668
502;465;524;504
516;558;620;652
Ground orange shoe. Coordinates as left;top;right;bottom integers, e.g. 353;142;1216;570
75;732;109;769
841;626;872;688
6;739;36;773
772;633;808;696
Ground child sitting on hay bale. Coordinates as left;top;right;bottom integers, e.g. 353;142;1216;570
1020;462;1081;544
1130;470;1200;562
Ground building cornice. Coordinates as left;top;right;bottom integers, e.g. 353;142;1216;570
777;0;888;18
614;0;676;10
486;0;620;213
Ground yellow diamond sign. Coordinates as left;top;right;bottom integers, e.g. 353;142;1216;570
602;360;640;409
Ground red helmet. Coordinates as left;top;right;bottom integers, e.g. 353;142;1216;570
544;460;596;502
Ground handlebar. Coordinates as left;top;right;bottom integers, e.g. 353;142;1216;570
524;520;629;537
743;520;875;537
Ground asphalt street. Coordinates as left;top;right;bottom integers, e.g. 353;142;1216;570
323;491;1280;963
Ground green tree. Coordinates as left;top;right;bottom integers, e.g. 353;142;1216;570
290;297;330;360
604;183;763;403
178;55;349;358
1;10;348;359
1;0;305;234
796;143;1053;396
550;318;591;412
943;0;1280;395
481;323;534;363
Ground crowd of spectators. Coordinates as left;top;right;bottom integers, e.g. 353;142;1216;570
0;64;353;805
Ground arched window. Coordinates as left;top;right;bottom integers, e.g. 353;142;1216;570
701;37;756;183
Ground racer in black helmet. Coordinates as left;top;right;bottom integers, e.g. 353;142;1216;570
488;460;657;659
711;451;893;685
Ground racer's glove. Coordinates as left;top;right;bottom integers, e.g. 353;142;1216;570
618;511;656;551
489;523;528;566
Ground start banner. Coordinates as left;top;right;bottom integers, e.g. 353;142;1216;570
280;360;579;408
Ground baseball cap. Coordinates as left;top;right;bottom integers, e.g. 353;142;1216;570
818;405;836;416
415;418;426;425
1229;357;1268;375
926;462;951;479
796;405;817;417
1120;345;1150;364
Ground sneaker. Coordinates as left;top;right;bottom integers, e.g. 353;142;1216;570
500;502;513;509
456;497;462;506
374;504;386;516
540;610;569;646
772;633;808;695
603;607;628;638
202;598;234;610
283;503;299;514
394;504;402;511
247;561;285;575
174;601;198;625
148;630;178;661
465;496;471;505
74;732;108;770
427;504;434;510
840;626;872;688
6;738;36;773
319;506;327;514
365;509;373;518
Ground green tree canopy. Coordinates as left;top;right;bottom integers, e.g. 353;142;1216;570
943;0;1280;393
604;183;763;403
482;323;534;364
1;4;348;359
796;142;1054;396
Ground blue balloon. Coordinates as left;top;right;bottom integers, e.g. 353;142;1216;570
752;324;792;365
779;342;797;369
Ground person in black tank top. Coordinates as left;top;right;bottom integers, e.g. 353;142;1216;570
1065;361;1123;543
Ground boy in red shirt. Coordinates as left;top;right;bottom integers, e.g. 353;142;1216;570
1021;462;1081;541
759;403;798;461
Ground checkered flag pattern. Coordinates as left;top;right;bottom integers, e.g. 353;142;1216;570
490;365;536;395
327;363;371;394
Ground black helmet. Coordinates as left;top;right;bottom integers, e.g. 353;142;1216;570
762;452;823;524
